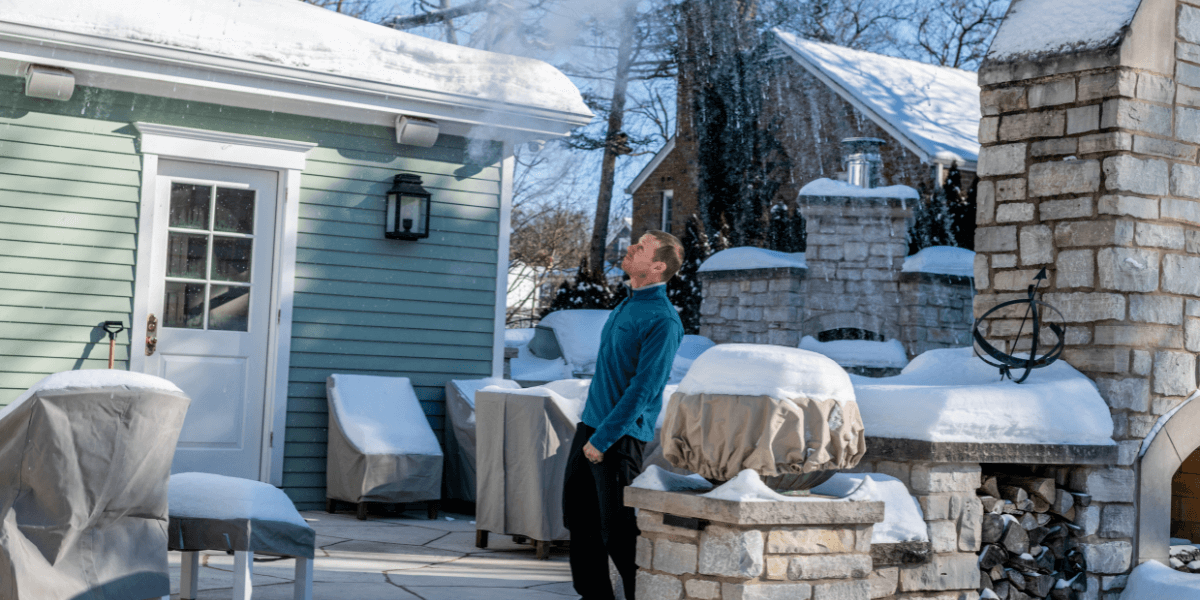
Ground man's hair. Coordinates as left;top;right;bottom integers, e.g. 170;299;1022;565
645;230;684;281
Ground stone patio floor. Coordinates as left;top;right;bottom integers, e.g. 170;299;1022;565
167;509;581;600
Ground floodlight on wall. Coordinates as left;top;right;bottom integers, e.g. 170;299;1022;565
385;174;432;240
395;116;439;147
24;65;75;101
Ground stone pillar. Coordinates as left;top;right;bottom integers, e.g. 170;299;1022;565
975;0;1184;581
625;487;882;600
698;267;806;346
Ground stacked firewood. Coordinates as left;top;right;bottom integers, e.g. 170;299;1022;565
1170;543;1200;573
976;475;1091;600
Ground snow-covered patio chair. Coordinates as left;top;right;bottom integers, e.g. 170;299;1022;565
169;472;315;600
0;370;190;600
444;378;520;502
325;374;443;520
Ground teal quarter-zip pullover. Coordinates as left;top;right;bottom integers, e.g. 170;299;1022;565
580;283;684;453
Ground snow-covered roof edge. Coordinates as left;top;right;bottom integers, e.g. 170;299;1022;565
984;0;1141;65
626;136;676;195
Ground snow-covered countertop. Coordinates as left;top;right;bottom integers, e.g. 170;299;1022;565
902;246;976;278
799;336;909;369
698;247;807;273
798;178;919;200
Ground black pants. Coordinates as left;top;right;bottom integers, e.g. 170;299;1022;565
562;423;646;600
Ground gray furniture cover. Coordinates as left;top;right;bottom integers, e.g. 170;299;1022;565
444;378;520;502
0;370;191;600
326;374;443;504
168;472;315;559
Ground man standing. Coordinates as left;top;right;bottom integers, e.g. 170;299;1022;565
562;230;685;600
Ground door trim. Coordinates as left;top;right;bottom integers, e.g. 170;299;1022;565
131;122;316;486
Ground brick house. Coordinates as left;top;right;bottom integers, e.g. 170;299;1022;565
629;30;982;241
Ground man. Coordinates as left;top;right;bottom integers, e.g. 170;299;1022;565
562;230;685;600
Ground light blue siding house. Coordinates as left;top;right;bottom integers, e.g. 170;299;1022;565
0;0;590;508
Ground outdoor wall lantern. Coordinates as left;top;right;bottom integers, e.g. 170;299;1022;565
385;174;432;240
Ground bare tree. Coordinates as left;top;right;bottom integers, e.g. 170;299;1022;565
298;0;388;20
781;0;910;53
907;0;1008;70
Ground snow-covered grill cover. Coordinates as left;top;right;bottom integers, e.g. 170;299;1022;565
168;472;315;559
661;344;866;483
0;370;191;600
325;374;442;505
444;378;521;502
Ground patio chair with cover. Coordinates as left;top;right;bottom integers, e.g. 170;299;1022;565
325;374;443;520
0;370;191;600
443;378;520;502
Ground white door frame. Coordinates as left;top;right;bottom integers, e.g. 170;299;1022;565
130;122;316;486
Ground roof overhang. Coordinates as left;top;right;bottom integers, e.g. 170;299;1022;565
0;20;593;143
625;136;676;195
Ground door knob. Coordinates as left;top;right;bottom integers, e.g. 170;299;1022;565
146;314;158;356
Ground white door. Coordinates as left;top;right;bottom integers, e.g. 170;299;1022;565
142;159;278;480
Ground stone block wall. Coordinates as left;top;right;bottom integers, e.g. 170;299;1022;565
898;273;976;357
698;268;807;346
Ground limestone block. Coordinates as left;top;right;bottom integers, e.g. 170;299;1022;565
897;553;979;592
1189;300;1200;317
1067;105;1100;134
1099;504;1135;538
1100;99;1171;136
1178;106;1200;144
1164;254;1200;295
1032;138;1078;157
1070;468;1135;503
1182;4;1200;45
1061;347;1129;373
1162;199;1200;225
1078;131;1133;154
929;520;957;553
1135;73;1175;104
1102;155;1168;195
1133;136;1197;162
1095;377;1150;412
1102;574;1129;591
1181;84;1200;108
636;571;683;600
1098;195;1157;219
812;581;871;600
686;579;721;600
1056;249;1094;288
787;554;871;580
1076;504;1100;536
952;495;983;552
996;178;1026;201
1189;228;1200;252
1029;80;1076;108
976;181;995;224
996;203;1034;223
868;567;899;599
999;111;1064;141
1054;220;1134;247
1135;222;1185;249
910;464;981;494
1042;293;1125;322
1129;295;1182;325
1181;40;1200;63
992;254;1017;268
1133;350;1152;376
1029;160;1101;197
1154;351;1197;396
654;539;698;575
1172;164;1200;199
1041;197;1093;220
979;117;999;144
994;269;1044;290
975;226;1017;252
1153;395;1186;414
637;536;653;569
1181;63;1200;89
980;87;1026;116
766;528;855;554
1019;225;1053;265
699;526;764;578
1117;440;1139;466
723;582;814;600
1187;318;1200;353
1096;247;1158;292
1080;542;1132;574
766;556;788;580
973;254;989;291
978;144;1027;177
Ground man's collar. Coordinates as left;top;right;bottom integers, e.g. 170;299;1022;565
630;281;666;290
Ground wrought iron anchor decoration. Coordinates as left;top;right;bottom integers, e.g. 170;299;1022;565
972;268;1067;383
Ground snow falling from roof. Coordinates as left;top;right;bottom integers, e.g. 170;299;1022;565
986;0;1142;63
772;30;981;165
0;0;589;115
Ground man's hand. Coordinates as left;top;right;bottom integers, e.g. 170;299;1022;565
583;441;604;464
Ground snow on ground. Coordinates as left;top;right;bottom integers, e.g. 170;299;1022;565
851;347;1115;445
630;465;714;493
676;344;855;406
1119;560;1200;600
799;336;909;369
698;247;807;273
0;369;183;420
327;374;442;455
772;30;980;165
1141;391;1199;457
798;178;919;200
986;0;1142;63
538;310;611;375
504;329;536;348
670;335;717;384
450;378;520;409
1;0;589;115
170;472;308;527
902;246;976;278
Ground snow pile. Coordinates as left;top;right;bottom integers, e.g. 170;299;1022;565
630;465;714;493
1119;560;1200;600
656;384;678;430
451;378;520;410
798;178;919;200
986;0;1142;63
505;329;536;348
851;347;1115;445
772;30;980;164
1140;391;1199;457
1;0;589;116
676;344;855;406
670;335;716;384
698;247;807;273
327;374;442;455
539;310;611;374
902;246;976;278
0;369;184;420
799;336;909;369
169;472;309;528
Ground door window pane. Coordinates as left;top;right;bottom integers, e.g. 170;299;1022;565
208;285;250;331
215;188;255;234
164;282;205;329
212;237;252;283
170;183;211;229
166;233;208;279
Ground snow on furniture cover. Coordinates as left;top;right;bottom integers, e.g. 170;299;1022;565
168;473;315;559
0;370;191;600
325;374;442;504
444;378;520;502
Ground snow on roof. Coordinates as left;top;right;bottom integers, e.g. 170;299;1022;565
1119;560;1200;600
851;347;1115;446
799;336;909;369
0;0;589;116
798;178;920;200
902;246;976;278
539;309;611;374
626;136;676;195
698;247;807;273
327;374;442;455
986;0;1141;63
169;472;309;527
676;344;856;406
772;30;980;165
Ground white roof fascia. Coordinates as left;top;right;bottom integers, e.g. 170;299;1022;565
625;136;676;195
0;22;592;141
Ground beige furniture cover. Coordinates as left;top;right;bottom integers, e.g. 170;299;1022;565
444;379;520;502
0;370;191;600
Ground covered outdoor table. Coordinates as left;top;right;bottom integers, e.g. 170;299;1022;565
0;370;190;600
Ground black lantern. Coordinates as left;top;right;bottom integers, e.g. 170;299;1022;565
385;174;431;240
